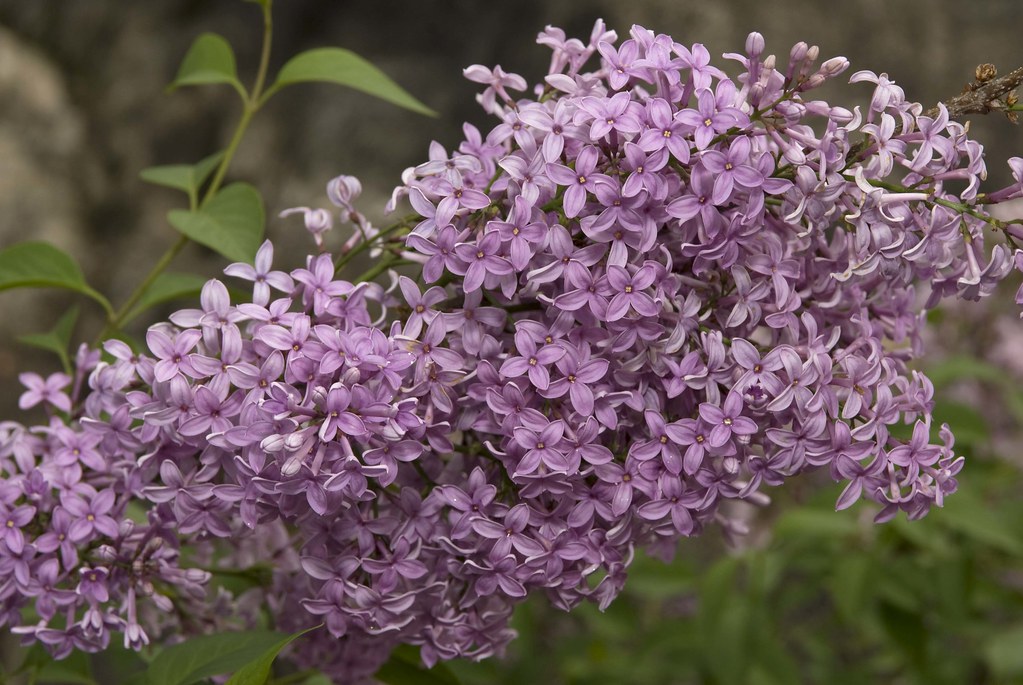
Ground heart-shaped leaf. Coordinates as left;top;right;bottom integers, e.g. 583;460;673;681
0;242;113;315
124;272;210;324
18;305;80;372
140;152;226;201
145;631;287;685
268;48;435;116
168;182;265;262
15;646;96;685
171;33;244;95
224;626;318;685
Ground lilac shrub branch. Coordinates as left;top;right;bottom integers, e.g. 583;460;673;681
931;63;1023;119
100;0;277;342
6;21;1023;685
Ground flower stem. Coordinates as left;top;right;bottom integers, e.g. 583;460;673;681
354;255;415;283
98;2;275;343
333;215;416;274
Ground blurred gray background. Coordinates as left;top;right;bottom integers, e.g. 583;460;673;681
0;0;1021;415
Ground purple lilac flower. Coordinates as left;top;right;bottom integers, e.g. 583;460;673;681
546;145;612;217
4;22;1021;684
18;373;72;413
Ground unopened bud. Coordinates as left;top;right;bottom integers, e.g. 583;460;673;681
260;434;286;453
283;431;307;450
806;45;820;62
281;455;303;477
789;41;809;63
745;31;765;57
975;63;997;83
798;74;826;92
749;82;766;106
821;56;850;77
305;209;332;234
327;175;362;207
185;568;211;584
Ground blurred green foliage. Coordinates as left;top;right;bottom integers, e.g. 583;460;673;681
446;473;1023;684
445;356;1023;685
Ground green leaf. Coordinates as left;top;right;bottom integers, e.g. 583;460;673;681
932;488;1023;556
90;639;150;685
375;646;461;685
145;631;287;685
18;305;79;372
35;649;96;684
15;645;95;684
171;33;244;95
773;508;860;540
207;563;274;596
124;272;210;324
267;48;436;116
926;355;1008;387
139;152;226;200
828;552;873;625
0;241;113;315
14;644;51;676
931;400;989;447
877;600;927;669
168;182;265;262
224;626;318;685
622;552;696;600
985;623;1023;678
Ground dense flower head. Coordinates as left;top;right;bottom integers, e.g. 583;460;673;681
3;20;1023;684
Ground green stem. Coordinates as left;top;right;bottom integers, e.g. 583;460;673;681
98;2;275;343
98;235;190;341
200;0;273;207
854;175;1009;230
354;255;414;283
333;216;416;274
250;0;274;106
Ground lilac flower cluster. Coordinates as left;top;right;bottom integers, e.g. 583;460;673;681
3;21;1023;684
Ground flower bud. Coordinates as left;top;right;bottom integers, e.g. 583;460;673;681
152;594;173;612
327;175;362;207
789;41;809;64
185;568;212;584
95;545;117;562
281;455;304;477
283;431;307;450
260;433;286;453
798;73;826;91
975;63;997;83
305;208;333;235
745;32;765;57
821;56;850;77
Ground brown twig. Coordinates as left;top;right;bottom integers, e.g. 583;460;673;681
925;64;1023;119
